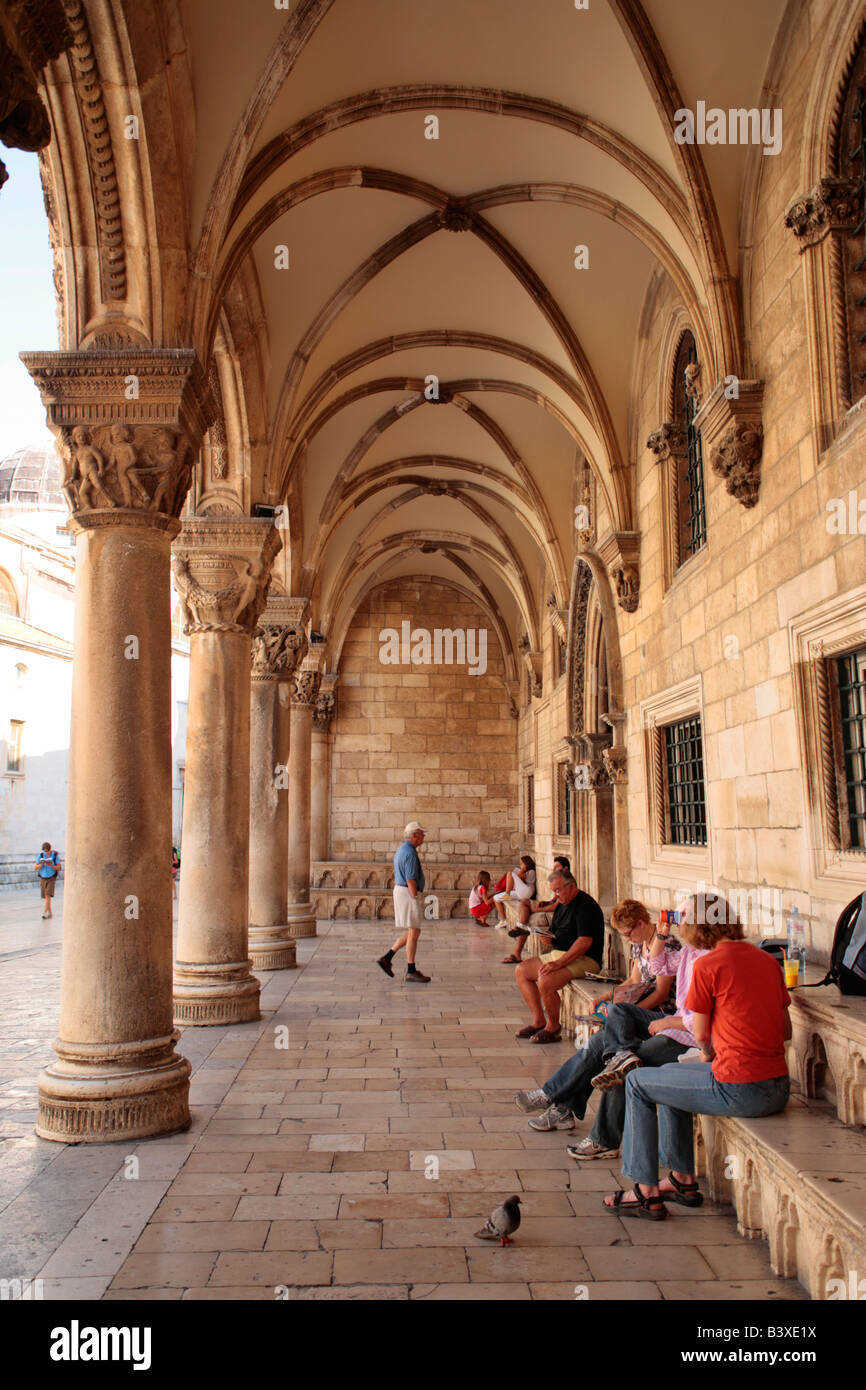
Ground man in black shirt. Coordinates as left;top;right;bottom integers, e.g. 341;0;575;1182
513;871;604;1044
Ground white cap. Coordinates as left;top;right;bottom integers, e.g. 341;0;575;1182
404;821;424;837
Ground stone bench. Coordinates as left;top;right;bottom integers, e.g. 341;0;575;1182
698;1096;866;1300
311;860;476;921
788;970;866;1127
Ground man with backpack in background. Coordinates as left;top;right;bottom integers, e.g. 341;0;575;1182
34;841;61;920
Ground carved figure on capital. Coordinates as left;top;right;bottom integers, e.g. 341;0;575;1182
292;668;323;708
173;555;271;635
251;624;306;679
57;422;195;518
313;691;336;731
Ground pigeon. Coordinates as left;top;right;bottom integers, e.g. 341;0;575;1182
474;1195;521;1245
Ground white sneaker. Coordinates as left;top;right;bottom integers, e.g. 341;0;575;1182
528;1104;575;1132
514;1088;548;1112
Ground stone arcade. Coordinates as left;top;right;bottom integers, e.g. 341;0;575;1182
2;0;866;1302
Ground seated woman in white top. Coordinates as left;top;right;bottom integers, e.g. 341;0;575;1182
493;855;537;922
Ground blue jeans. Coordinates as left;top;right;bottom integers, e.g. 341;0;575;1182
542;1006;679;1143
621;1062;790;1186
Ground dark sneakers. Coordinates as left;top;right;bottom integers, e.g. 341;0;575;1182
406;970;430;983
376;956;394;977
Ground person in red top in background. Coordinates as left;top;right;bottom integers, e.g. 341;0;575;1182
602;891;791;1220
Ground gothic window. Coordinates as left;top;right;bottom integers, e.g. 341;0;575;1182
556;762;571;838
673;332;707;564
663;716;707;847
525;773;535;835
833;647;866;851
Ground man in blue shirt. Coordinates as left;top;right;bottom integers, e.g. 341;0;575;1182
377;821;430;983
34;841;61;920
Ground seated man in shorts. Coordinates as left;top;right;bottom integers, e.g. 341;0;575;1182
514;870;604;1044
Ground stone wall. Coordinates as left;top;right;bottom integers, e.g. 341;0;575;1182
330;578;519;866
518;0;866;962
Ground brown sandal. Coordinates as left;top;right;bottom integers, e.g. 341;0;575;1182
604;1183;668;1220
529;1028;562;1044
502;954;521;964
515;1023;544;1039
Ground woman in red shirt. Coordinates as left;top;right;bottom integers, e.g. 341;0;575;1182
602;891;791;1219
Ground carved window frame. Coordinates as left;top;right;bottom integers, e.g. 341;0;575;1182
524;771;535;837
554;757;572;841
789;583;866;890
654;328;708;591
640;675;711;884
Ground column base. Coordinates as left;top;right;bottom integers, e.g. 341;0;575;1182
173;960;261;1026
286;902;317;938
248;926;297;971
35;1032;191;1144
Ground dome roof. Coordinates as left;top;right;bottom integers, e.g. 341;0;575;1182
0;446;64;507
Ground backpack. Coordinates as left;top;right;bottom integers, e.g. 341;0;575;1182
806;892;866;996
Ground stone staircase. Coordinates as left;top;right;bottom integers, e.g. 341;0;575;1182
504;899;866;1300
311;860;476;921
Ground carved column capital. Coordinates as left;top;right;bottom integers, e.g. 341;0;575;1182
646;422;687;463
784;177;862;251
172;518;281;637
597;531;641;613
312;673;339;731
602;747;627;786
693;380;765;510
546;593;568;643
251;595;309;681
291;666;323;708
517;634;543;697
21;349;216;529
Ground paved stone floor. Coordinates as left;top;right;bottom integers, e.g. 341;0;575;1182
0;890;809;1301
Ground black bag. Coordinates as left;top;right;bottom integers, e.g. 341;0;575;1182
807;892;866;996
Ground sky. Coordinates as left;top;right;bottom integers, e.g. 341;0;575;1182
0;148;59;460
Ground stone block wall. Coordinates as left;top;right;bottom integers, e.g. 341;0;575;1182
517;0;866;962
330;578;519;866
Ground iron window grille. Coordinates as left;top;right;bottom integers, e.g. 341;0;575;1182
664;716;707;847
837;648;866;850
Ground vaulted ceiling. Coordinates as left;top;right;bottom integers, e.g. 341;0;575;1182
40;0;791;673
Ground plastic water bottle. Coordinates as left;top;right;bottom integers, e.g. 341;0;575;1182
787;906;806;981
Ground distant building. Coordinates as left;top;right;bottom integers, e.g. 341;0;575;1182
0;446;190;887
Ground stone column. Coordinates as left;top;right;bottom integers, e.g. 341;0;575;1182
310;673;338;863
172;518;281;1025
248;597;308;970
21;347;213;1142
286;657;323;937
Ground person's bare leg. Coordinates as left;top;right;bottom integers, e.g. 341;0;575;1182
538;968;571;1030
515;959;545;1028
405;926;421;965
390;931;408;956
518;899;530;925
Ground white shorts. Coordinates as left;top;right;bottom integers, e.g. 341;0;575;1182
494;881;534;904
394;885;421;930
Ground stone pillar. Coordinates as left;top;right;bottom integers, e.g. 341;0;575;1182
21;347;213;1142
286;658;323;937
310;673;338;863
248;597;308;970
172;518;281;1025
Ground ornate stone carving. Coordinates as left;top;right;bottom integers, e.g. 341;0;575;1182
292;667;323;708
546;593;568;642
56;422;193;517
684;361;703;407
646;421;687;462
22;349;216;529
0;0;73;190
251;622;306;680
437;199;473;232
517;634;542;697
784;176;862;250
172;518;282;636
693;379;765;510
570;558;593;737
313;690;336;730
602;746;627;785
206;363;229;481
62;0;126;299
710;420;764;508
597;530;641;613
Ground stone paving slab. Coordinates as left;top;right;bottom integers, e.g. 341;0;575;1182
0;908;813;1300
